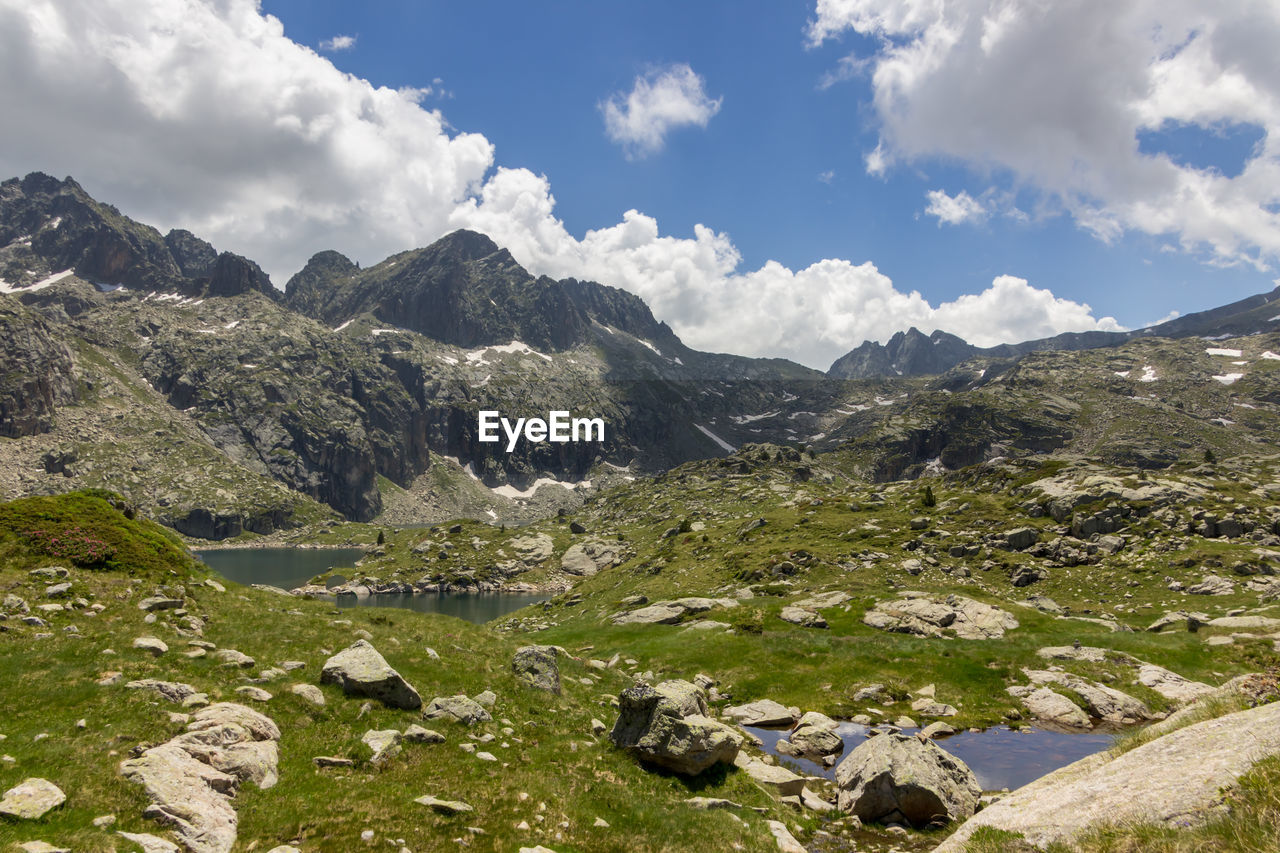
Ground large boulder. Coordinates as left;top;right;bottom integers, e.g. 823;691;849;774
559;540;628;576
609;684;742;776
611;597;738;626
1017;687;1091;729
935;699;1280;851
835;733;981;826
119;745;240;853
1136;664;1216;706
863;594;1018;640
320;640;421;710
512;645;561;693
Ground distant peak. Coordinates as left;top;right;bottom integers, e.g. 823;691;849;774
428;229;501;261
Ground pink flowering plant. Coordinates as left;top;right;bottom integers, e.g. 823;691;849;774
24;525;117;567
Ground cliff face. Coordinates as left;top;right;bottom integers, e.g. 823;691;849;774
0;300;77;438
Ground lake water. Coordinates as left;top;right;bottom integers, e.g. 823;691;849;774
194;547;547;623
746;722;1115;791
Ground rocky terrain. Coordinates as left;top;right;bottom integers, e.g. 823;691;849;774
5;172;1280;852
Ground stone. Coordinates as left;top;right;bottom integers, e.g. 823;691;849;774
653;679;709;717
423;695;491;725
45;582;72;598
320;640;421;710
559;540;627;576
1187;574;1234;595
610;597;738;625
362;729;402;764
1003;527;1040;551
474;689;497;707
126;680;200;704
1147;611;1209;632
511;533;554;563
920;722;955;739
289;683;325;706
119;745;239;853
609;684;742;776
15;844;68;853
313;756;355;768
684;796;744;810
863;594;1018;640
911;699;959;717
835;733;981;826
512;645;561;693
788;711;842;756
794;590;852;609
117;831;181;852
935;700;1280;851
403;725;445;744
414;794;473;814
133;637;169;656
234;686;272;702
213;649;255;668
188;703;281;743
1018;687;1091;729
138;596;184;612
741;759;806;797
0;777;66;819
779;606;827;628
723;699;799;727
765;820;806;853
1136;664;1216;705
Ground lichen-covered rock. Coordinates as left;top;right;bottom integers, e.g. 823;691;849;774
0;778;66;819
653;679;709;717
723;699;799;727
835;733;981;826
320;640;421;710
512;645;561;693
863;594;1018;640
422;695;491;725
609;684;742;776
119;745;240;853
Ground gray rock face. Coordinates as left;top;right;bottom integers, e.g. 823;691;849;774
126;680;200;704
320;640;421;710
362;729;402;765
835;733;981;826
609;684;742;776
559;539;628;576
779;606;827;628
1187;574;1235;595
0;778;66;819
863;594;1018;639
936;699;1280;851
1136;664;1216;705
611;597;738;625
512;645;561;693
422;695;491;725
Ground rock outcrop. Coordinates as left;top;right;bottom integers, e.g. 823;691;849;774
512;645;561;693
935;699;1280;851
863;593;1019;640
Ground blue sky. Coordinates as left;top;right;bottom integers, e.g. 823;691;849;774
3;0;1279;367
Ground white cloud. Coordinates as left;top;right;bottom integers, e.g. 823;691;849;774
808;0;1280;270
319;34;355;52
818;169;836;184
924;189;986;225
600;64;722;158
0;0;1122;369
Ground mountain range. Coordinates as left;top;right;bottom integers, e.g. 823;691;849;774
2;172;1279;538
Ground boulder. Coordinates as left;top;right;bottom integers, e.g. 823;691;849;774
320;640;421;710
133;637;169;656
512;645;561;693
117;832;180;853
611;597;738;625
835;733;981;826
126;680;199;704
787;711;842;756
863;594;1018;640
1136;664;1215;705
362;729;402;764
422;695;491;725
138;596;184;612
213;649;255;669
723;699;799;727
403;725;445;744
0;778;66;819
1147;610;1209;632
609;684;742;776
560;540;628;576
1018;687;1091;729
766;820;806;853
414;794;473;814
1003;528;1040;551
510;533;554;564
936;700;1280;851
1187;575;1234;596
779;606;827;628
653;679;709;717
289;683;325;706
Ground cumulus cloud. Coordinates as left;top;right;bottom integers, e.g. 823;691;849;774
808;0;1280;270
924;189;986;225
0;0;1122;369
319;34;355;51
600;64;722;158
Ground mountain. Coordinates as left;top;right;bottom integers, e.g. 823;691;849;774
3;171;1279;541
828;288;1280;379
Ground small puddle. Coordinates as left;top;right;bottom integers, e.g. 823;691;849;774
745;722;1115;791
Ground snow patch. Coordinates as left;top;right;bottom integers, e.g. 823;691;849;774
1261;351;1280;360
1205;347;1243;357
1212;373;1244;385
464;340;552;364
638;339;661;356
731;411;779;425
491;477;582;500
438;355;459;365
1113;370;1131;378
1138;365;1158;382
836;405;871;414
1211;418;1235;426
332;319;355;333
223;320;241;330
694;424;735;453
0;269;73;295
